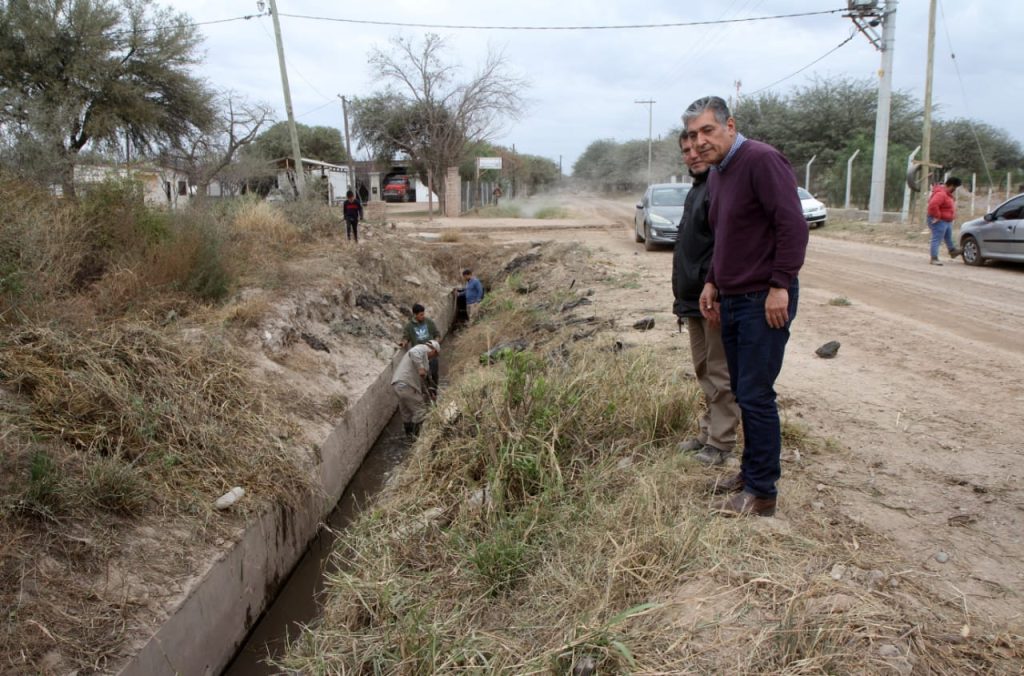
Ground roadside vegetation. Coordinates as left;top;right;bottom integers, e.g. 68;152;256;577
281;247;1022;673
0;175;369;670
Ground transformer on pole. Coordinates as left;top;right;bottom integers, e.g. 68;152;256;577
846;0;897;223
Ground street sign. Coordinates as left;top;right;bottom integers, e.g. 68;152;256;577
477;157;502;170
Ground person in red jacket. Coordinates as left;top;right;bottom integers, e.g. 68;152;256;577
926;177;963;265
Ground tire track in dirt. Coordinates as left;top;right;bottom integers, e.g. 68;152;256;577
802;237;1024;355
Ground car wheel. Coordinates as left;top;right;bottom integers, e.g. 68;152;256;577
961;235;984;266
634;220;644;243
644;224;657;251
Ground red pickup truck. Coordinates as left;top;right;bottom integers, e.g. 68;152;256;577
382;175;414;202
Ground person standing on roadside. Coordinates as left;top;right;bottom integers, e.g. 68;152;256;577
399;303;441;394
926;177;963;265
672;131;741;467
684;95;808;517
391;339;440;438
343;190;363;243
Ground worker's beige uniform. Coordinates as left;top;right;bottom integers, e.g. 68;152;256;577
391;344;431;424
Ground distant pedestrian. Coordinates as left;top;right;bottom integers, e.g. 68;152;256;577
672;131;741;466
685;95;808;517
343;190;363;242
926;177;963;265
454;268;484;323
391;339;440;437
399;303;441;393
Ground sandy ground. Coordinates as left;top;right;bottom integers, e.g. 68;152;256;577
420;194;1024;627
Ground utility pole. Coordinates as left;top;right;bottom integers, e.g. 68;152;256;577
916;0;938;225
848;0;898;223
635;99;655;186
338;95;356;200
266;0;305;198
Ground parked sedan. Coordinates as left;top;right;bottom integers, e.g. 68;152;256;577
959;193;1024;266
798;187;827;228
634;183;690;251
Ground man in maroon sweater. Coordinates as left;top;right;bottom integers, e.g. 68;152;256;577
684;95;808;517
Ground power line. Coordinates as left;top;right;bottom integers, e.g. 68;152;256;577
937;0;993;187
252;15;336;118
748;30;857;96
104;13;266;38
276;8;846;32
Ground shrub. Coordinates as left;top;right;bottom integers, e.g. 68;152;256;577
82;456;150;516
533;206;570;219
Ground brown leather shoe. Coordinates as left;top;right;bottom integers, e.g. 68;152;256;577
709;471;744;495
713;491;777;517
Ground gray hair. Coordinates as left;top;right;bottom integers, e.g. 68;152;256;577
682;96;731;127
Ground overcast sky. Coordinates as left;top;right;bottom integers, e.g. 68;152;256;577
168;0;1022;172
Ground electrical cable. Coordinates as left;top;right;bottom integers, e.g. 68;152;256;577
252;15;337;118
937;0;993;188
748;30;857;96
104;13;266;38
276;8;847;32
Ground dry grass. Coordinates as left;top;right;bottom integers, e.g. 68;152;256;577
280;255;1023;674
0;179;358;671
231;199;300;245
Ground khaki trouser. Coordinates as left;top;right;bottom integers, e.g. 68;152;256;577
393;382;428;424
466;302;480;323
688;316;740;450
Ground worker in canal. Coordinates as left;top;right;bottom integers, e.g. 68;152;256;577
399;303;441;395
391;339;440;437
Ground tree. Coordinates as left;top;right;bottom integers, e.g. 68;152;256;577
572;139;618;186
353;33;527;211
931;118;1023;184
458;140;559;197
161;91;273;197
0;0;216;196
247;121;347;165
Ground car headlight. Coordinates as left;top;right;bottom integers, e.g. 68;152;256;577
649;213;674;226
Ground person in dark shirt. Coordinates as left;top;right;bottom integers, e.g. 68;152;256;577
684;95;808;517
672;131;740;467
342;190;363;242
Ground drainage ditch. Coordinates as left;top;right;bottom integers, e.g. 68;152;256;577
223;411;414;674
224;333;456;674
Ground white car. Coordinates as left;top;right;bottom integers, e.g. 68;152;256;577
798;187;827;228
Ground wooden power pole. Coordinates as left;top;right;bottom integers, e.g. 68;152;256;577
917;0;938;224
267;0;305;198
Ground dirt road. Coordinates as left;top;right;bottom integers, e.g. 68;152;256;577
475;195;1024;626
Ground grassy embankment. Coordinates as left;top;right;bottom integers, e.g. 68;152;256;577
0;177;356;669
282;250;1022;674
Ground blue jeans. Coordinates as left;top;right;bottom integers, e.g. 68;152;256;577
927;217;954;259
718;281;799;498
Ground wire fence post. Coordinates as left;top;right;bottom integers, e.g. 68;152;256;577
845;149;860;209
971;173;976;215
901;145;921;223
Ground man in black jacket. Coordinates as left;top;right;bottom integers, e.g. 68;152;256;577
672;131;740;466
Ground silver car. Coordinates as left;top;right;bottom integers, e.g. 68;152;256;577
959;193;1024;266
634;183;691;251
